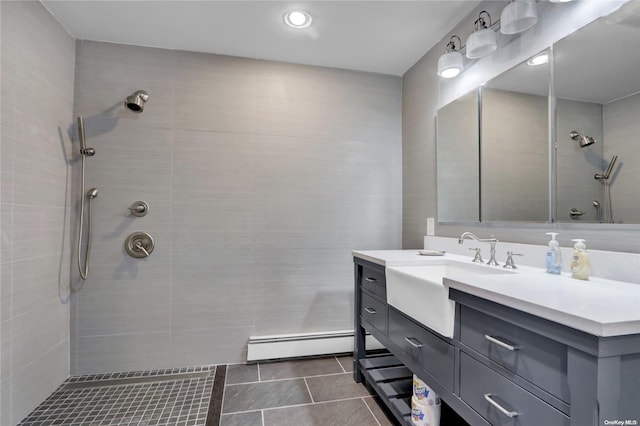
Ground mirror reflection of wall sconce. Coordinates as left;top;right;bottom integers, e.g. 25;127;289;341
437;0;574;78
500;0;538;35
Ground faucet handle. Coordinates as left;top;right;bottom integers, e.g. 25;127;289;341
504;251;523;269
469;247;484;263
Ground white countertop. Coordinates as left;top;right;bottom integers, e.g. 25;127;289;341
353;249;640;337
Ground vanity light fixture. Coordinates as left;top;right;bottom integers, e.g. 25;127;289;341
527;52;549;66
466;11;497;59
284;10;312;29
437;35;464;78
500;0;538;35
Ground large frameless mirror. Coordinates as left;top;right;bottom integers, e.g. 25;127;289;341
480;49;550;223
436;90;480;223
554;3;640;224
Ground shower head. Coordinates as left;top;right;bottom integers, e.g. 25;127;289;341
87;188;99;199
570;130;596;148
124;90;149;113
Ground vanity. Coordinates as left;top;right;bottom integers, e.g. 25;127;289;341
353;250;640;426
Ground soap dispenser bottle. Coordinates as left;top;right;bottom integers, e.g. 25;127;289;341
570;239;590;280
545;232;562;275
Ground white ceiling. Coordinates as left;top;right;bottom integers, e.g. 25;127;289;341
41;0;480;76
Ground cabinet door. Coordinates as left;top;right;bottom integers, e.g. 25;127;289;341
461;353;569;426
387;308;454;390
361;291;387;336
460;306;569;402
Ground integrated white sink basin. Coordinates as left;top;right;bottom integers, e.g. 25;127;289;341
386;261;513;338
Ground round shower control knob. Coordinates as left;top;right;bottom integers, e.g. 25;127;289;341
128;201;149;217
125;232;154;258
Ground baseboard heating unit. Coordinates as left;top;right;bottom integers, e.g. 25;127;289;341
247;329;383;362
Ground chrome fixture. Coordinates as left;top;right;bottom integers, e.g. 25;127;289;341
570;130;596;148
128;201;149;217
500;0;538;35
458;232;499;266
124;90;149;113
124;232;155;258
595;155;618;223
438;35;464;79
76;115;98;280
469;247;484;263
569;208;584;218
593;200;601;223
594;155;618;180
466;11;497;59
503;251;523;269
77;116;95;156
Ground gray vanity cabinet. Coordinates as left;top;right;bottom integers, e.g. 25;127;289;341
354;256;640;426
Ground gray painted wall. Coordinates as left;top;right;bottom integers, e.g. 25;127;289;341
0;1;76;424
402;0;639;254
71;41;402;374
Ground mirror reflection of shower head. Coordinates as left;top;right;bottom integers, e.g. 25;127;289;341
570;130;596;147
87;188;99;199
124;90;149;113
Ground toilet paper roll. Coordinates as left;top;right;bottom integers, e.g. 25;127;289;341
411;395;441;426
413;374;439;404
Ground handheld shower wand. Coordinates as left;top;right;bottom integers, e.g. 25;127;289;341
76;117;95;156
594;155;618;180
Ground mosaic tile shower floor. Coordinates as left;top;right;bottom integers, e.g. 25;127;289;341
17;356;397;425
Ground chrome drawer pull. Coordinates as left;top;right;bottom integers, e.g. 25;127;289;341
484;393;519;418
364;307;377;314
364;277;378;283
484;334;519;351
404;337;424;348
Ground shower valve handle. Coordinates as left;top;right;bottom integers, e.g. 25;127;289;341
128;201;149;217
135;242;150;257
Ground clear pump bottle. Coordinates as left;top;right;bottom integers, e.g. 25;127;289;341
545;232;562;275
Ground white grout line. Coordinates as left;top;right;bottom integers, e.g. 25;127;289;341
336;356;347;374
257;363;262;382
362;396;383;426
261;409;265;426
303;377;315;404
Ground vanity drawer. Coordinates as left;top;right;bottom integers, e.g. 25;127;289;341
461;353;569;426
360;266;386;300
460;306;569;402
388;308;454;390
361;291;387;336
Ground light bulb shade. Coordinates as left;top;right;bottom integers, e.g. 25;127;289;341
437;51;464;78
500;0;538;35
466;28;497;59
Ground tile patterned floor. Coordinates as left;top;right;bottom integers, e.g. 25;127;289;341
220;356;395;426
17;356;397;426
18;366;220;426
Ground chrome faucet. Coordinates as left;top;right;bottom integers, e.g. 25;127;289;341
458;232;499;266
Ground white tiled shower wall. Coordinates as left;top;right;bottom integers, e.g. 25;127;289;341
1;2;76;424
71;41;402;374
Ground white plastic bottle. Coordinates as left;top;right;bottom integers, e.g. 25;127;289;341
545;232;562;275
570;239;590;280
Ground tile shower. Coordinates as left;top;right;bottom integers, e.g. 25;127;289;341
1;1;401;424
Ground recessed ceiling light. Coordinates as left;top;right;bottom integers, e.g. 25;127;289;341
527;53;549;66
284;10;312;29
